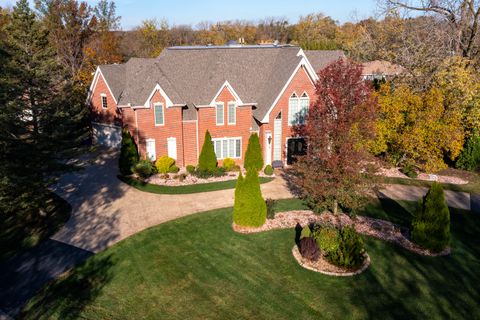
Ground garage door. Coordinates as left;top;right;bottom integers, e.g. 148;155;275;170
92;122;122;148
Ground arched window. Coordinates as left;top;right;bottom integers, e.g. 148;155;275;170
288;92;309;125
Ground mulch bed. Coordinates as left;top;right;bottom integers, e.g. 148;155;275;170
291;245;371;276
233;210;450;257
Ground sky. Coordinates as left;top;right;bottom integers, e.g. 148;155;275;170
0;0;379;30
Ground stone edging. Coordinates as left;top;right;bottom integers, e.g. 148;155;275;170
292;245;371;276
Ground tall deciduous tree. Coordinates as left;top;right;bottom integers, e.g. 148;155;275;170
385;0;480;60
35;0;95;79
293;59;378;214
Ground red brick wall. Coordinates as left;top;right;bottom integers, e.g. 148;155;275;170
260;65;317;165
90;72;122;126
182;121;198;166
197;86;253;165
134;90;186;167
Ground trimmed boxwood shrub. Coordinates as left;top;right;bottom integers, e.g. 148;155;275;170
132;160;155;180
168;165;179;173
244;133;263;171
263;164;274;176
155;155;176;174
314;226;339;254
233;169;267;227
193;167;226;179
119;129;139;175
198;130;217;171
222;158;236;171
186;165;196;174
411;182;450;252
456;130;480;171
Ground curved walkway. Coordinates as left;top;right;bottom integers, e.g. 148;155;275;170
51;149;293;253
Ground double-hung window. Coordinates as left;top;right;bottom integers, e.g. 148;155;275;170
216;102;224;125
154;103;164;126
288;92;309;125
228;102;236;124
213;137;241;159
101;94;108;109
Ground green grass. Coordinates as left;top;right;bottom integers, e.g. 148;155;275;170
21;198;480;319
381;175;480;194
118;175;274;194
0;191;71;260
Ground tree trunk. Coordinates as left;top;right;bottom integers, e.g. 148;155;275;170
333;199;338;216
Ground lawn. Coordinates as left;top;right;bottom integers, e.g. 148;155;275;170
118;175;274;194
0;191;71;261
380;169;480;194
21;198;480;319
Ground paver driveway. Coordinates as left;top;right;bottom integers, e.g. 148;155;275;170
51;149;294;253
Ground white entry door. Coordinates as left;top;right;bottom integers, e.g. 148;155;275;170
273;113;282;161
265;132;272;165
167;137;177;160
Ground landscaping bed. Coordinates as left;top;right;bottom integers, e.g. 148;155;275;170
378;166;469;185
233;210;450;256
292;245;370;276
146;170;274;187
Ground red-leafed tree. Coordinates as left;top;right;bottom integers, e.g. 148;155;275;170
293;59;378;215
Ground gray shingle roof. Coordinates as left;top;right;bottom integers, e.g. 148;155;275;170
304;50;345;73
98;46;344;122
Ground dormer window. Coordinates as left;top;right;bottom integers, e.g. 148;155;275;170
101;93;108;109
288;92;309;125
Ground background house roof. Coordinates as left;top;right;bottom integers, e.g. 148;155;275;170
304;50;345;73
361;60;405;76
97;46;343;122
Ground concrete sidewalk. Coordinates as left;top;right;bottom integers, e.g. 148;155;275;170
379;184;471;211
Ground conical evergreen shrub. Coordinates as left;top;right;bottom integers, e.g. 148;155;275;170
411;182;450;252
198;130;217;171
233;169;267;227
456;130;480;171
244;133;263;171
119;129;139;175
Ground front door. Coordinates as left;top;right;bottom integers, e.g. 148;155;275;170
273;113;282;162
265;132;272;165
167;137;177;160
287;138;306;165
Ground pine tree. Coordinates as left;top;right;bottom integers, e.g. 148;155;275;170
411;182;450;252
244;133;263;171
198;130;217;171
119;129;139;175
233;169;267;227
456;130;480;171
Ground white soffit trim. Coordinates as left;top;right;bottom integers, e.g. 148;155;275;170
260;57;318;123
209;80;244;105
87;67;118;105
144;83;174;108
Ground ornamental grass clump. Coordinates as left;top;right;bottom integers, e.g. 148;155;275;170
411;182;450;252
233;169;267;227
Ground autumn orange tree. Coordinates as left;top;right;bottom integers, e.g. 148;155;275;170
293;59;378;215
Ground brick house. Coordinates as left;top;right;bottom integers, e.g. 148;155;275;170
88;44;344;167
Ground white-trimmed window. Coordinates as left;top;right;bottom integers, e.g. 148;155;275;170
101;93;108;109
216;102;224;125
154;103;164;126
213;137;241;159
146;139;156;161
288;92;309;125
228;102;236;124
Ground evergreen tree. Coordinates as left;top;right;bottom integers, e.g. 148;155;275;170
456;130;480;171
119;129;139;175
244;133;263;171
0;0;88;245
233;169;267;227
411;182;450;252
198;130;217;171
